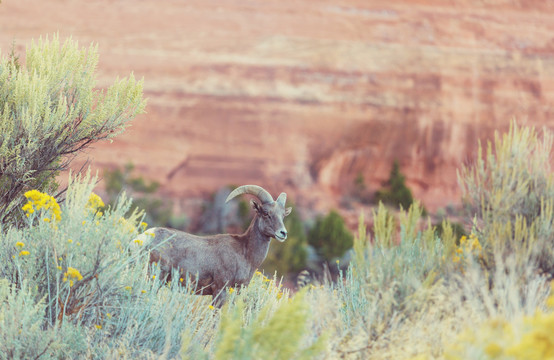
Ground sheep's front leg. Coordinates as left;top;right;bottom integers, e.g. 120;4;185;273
211;283;228;308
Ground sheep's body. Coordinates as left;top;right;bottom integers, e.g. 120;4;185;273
146;217;269;296
143;185;291;306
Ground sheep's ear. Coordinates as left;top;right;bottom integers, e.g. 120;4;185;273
284;207;292;216
251;200;263;214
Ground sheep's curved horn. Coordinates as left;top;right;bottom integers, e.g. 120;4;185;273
276;192;287;207
225;185;274;204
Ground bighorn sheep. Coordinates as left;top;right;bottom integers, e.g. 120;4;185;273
144;185;291;306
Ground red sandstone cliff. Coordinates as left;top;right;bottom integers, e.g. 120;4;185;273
1;0;554;213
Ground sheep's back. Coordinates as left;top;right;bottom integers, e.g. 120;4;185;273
144;227;244;280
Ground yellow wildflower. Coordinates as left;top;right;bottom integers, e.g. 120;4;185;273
87;193;105;211
485;343;503;357
82;220;86;225
94;324;102;330
548;296;554;309
118;217;137;234
67;239;73;244
141;290;146;293
471;238;482;251
24;190;43;203
106;313;112;319
63;267;83;285
228;287;235;294
43;218;50;223
15;242;24;248
22;190;61;222
447;309;554;359
22;203;34;214
179;278;184;283
208;305;215;310
452;233;483;268
141;222;148;229
19;250;30;256
56;266;62;271
124;286;132;291
152;275;156;280
133;239;143;246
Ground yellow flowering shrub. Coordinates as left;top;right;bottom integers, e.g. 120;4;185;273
445;282;554;360
211;290;325;360
85;192;106;219
87;192;105;209
248;270;287;301
117;217;137;234
22;190;61;222
451;233;483;269
255;270;277;287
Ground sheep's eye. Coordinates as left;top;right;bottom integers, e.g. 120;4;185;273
263;211;270;218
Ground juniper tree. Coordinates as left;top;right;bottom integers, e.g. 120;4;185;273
0;35;145;226
308;210;353;262
375;160;414;209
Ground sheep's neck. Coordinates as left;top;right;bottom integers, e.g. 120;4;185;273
242;215;271;269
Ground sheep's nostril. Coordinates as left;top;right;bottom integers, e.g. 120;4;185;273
280;230;287;238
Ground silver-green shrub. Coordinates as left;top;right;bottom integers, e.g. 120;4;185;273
458;121;554;275
0;279;88;359
0;175;220;358
336;203;445;342
0;35;145;227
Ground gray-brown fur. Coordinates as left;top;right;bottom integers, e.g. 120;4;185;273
144;185;291;306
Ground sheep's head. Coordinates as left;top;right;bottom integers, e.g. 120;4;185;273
226;185;292;242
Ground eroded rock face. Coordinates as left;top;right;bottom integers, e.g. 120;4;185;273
2;0;554;212
313;119;488;210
